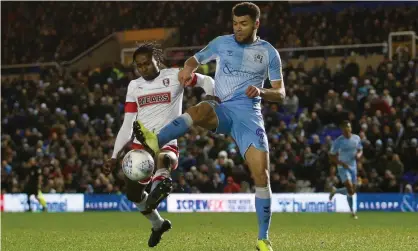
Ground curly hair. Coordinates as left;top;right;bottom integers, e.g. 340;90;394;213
132;41;164;66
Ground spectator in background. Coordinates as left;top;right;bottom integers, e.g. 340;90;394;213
3;2;417;64
305;111;322;135
386;154;404;181
380;170;399;192
223;177;240;193
2;14;417;194
240;181;252;193
214;150;234;178
283;89;299;114
382;89;393;107
345;56;360;78
172;175;191;193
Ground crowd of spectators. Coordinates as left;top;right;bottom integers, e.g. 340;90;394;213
1;2;418;195
2;2;417;64
2;51;417;195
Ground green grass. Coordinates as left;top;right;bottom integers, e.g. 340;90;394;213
2;212;418;251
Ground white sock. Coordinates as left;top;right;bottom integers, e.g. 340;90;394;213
142;209;164;230
255;186;272;199
134;192;164;230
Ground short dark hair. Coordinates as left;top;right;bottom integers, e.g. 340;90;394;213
341;120;351;128
132;41;164;65
232;2;260;21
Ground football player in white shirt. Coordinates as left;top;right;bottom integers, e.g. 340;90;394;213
103;42;214;247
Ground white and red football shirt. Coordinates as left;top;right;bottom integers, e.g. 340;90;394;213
124;68;210;147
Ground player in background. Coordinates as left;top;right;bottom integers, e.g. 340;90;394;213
103;42;214;247
25;157;47;212
133;3;284;250
329;121;363;219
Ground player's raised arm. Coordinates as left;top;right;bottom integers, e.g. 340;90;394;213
187;73;215;96
259;46;285;102
179;37;221;85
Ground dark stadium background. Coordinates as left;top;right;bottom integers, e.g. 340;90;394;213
1;1;417;197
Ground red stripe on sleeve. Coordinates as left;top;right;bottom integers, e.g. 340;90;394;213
124;102;137;113
189;73;198;87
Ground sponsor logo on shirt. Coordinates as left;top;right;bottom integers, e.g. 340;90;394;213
137;92;171;107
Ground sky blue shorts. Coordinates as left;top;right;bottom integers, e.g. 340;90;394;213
204;100;269;159
337;165;357;184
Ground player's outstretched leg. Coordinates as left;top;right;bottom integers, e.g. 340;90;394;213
146;152;178;211
329;186;348;200
133;101;218;157
126;179;171;247
133;121;160;157
133;114;192;157
245;146;273;251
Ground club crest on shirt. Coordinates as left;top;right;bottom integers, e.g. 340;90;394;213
163;78;170;87
254;54;263;63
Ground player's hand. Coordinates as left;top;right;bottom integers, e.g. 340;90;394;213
245;85;261;98
103;158;117;175
178;68;194;86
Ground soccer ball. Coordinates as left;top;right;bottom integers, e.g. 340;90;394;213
121;149;155;181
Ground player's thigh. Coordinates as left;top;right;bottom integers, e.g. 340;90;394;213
244;145;270;187
186;101;218;130
125;177;148;203
230;114;270;186
338;167;355;193
337;167;349;183
231;112;269;158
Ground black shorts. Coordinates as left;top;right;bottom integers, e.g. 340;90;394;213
125;177;149;203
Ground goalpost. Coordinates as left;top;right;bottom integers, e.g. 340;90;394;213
388;31;417;60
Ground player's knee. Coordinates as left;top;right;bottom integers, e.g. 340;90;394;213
157;152;177;170
186;102;214;127
252;168;269;187
348;187;355;196
186;105;201;124
346;183;355;195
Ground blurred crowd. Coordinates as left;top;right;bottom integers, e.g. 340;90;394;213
2;52;417;194
2;2;417;64
1;2;418;195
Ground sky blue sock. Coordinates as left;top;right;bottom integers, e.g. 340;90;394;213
336;187;347;195
255;186;272;240
157;114;193;147
347;195;354;213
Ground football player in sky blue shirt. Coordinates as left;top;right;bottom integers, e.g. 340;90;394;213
133;2;284;250
329;120;363;219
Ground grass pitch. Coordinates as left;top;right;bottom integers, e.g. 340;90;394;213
2;212;418;251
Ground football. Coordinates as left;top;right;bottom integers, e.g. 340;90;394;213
121;149;155;181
